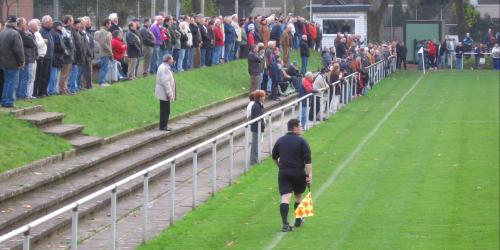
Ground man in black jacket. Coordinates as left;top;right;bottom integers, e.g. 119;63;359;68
191;16;202;68
59;15;75;94
396;41;407;70
272;119;312;232
300;34;310;76
0;16;25;107
199;17;211;67
248;45;263;91
140;18;155;77
68;18;85;94
35;15;54;97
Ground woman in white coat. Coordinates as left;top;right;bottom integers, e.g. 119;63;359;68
155;55;176;131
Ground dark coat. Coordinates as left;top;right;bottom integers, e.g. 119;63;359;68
250;101;265;133
85;28;95;59
72;29;86;65
80;30;92;63
51;29;67;68
300;39;310;58
41;26;54;59
223;23;235;44
126;30;142;58
199;23;211;49
247;51;262;75
140;26;155;47
62;26;75;64
0;26;25;69
180;32;189;49
19;30;37;63
190;23;201;48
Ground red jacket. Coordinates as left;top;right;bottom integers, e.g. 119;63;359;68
303;78;313;93
308;23;317;40
112;37;126;60
428;42;437;57
248;32;255;47
214;26;224;46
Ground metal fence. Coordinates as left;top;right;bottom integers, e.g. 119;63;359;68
0;56;397;250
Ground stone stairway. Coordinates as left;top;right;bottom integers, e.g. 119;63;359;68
12;106;103;151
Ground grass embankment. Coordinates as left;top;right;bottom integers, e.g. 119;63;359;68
138;70;499;249
0;52;321;173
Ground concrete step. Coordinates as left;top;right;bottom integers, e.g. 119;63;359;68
67;135;103;150
17;112;64;126
42;124;85;138
10;105;45;118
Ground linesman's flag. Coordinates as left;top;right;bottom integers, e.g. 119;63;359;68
294;192;315;218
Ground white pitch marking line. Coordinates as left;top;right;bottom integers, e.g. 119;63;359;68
265;73;426;250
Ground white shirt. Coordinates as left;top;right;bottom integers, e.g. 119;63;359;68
34;31;47;57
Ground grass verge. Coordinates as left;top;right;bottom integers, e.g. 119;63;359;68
138;70;499;249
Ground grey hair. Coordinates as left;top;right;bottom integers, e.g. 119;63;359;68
28;19;40;28
41;15;52;24
305;72;313;78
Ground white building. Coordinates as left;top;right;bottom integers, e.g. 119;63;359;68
307;0;371;49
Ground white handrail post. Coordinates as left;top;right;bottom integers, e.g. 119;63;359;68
229;133;234;185
109;188;117;250
211;141;217;196
192;150;198;209
142;173;149;243
71;206;78;250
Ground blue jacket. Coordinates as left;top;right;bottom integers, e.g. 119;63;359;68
223;23;235;44
40;26;54;59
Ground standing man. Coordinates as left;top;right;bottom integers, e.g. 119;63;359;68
300;34;310;76
272;118;313;232
155;55;176;132
126;21;142;80
140;18;155;77
82;16;94;89
59;15;75;94
0;16;25;107
94;18;113;86
247;45;263;91
280;24;292;67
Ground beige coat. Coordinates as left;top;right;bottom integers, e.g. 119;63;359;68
155;63;176;101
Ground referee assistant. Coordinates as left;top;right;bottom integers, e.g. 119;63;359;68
272;119;312;232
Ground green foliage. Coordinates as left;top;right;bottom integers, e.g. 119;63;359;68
139;70;500;250
464;2;480;30
181;0;219;16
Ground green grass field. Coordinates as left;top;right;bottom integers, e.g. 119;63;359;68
138;70;499;249
0;52;321;172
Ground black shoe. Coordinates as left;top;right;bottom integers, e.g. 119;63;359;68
272;98;281;102
160;127;173;132
281;224;293;232
294;218;304;227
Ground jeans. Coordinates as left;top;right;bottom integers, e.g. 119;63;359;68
213;46;223;65
300;104;308;130
18;63;36;99
183;47;192;70
200;48;207;67
206;47;213;66
494;58;500;70
177;49;186;72
68;64;79;93
301;56;308;76
232;42;240;60
1;69;20;106
224;42;234;62
98;56;111;84
172;48;179;70
69;64;85;93
455;57;463;70
151;45;161;73
48;67;61;95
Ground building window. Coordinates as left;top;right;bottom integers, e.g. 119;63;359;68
322;19;355;35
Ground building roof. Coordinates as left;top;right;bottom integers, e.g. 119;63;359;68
305;0;371;12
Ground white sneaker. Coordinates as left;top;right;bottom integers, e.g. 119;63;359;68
100;83;111;87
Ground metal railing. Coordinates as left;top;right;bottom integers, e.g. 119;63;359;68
0;56;397;250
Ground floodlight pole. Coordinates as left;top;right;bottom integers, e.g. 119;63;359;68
165;0;169;15
309;0;312;21
235;0;238;16
201;0;205;15
151;0;156;19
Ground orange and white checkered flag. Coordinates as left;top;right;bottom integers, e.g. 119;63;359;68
294;192;314;218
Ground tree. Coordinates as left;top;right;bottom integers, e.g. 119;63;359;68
452;0;467;39
392;0;405;27
367;0;390;42
182;0;218;16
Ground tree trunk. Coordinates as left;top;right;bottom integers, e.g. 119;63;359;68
367;0;390;42
453;0;466;40
191;0;201;14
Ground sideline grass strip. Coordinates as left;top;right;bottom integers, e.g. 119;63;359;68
138;70;499;249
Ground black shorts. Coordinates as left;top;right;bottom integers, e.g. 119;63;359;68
278;169;307;195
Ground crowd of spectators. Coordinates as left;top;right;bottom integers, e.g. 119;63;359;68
0;12;328;108
415;29;500;70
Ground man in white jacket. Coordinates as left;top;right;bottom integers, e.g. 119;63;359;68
155;55;176;131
